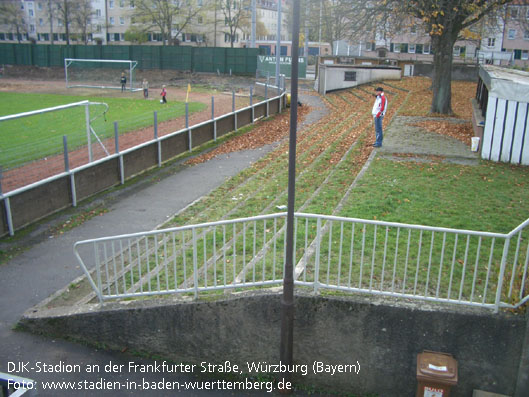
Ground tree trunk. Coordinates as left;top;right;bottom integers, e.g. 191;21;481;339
430;33;456;115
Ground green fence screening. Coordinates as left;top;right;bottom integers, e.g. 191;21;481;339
0;44;263;75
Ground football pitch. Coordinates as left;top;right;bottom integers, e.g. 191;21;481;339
0;91;207;170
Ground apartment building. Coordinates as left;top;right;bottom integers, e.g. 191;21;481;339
0;0;294;48
349;1;529;70
501;0;529;67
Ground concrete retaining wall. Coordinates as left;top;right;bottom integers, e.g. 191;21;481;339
0;95;284;237
19;293;528;396
316;65;402;94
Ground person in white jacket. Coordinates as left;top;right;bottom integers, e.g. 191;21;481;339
372;87;387;147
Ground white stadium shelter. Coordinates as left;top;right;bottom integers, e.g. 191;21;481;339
475;65;529;165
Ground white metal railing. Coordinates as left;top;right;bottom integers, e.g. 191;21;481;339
73;213;529;313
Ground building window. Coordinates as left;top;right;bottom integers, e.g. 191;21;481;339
224;33;231;42
487;38;495;47
120;17;125;25
30;25;35;32
510;7;518;19
39;18;43;26
410;26;417;35
130;0;135;8
120;33;124;41
525;30;529;40
423;44;430;54
198;16;203;24
344;71;356;81
0;33;5;40
58;19;63;26
29;9;34;16
393;43;401;53
197;0;202;5
409;44;416;53
453;46;461;56
37;2;42;10
522;50;529;60
109;0;114;8
120;0;124;8
109;17;115;25
96;9;101;17
508;29;516;39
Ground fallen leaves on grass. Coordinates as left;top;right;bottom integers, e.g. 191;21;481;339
398;78;476;119
186;106;311;165
412;120;474;145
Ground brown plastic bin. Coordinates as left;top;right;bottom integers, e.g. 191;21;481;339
416;351;458;397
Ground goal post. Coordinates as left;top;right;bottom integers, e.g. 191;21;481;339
64;58;140;91
0;100;110;169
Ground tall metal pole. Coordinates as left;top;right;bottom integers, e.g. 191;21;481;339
280;0;300;392
214;0;218;47
318;0;322;55
251;0;256;48
304;2;309;58
85;103;92;163
276;0;282;87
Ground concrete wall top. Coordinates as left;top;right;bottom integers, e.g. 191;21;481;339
480;64;529;103
19;291;528;397
317;64;402;94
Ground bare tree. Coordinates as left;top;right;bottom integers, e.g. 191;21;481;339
132;0;204;45
43;0;55;44
219;0;250;48
54;0;81;45
72;0;94;44
320;0;355;54
0;0;28;43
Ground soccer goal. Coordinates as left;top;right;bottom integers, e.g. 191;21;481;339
64;58;140;91
0;100;110;172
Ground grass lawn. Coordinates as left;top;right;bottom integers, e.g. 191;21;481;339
339;158;529;234
0;91;207;169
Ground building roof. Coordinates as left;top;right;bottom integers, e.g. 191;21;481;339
480;65;529;102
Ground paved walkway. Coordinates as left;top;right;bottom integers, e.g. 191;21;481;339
0;92;323;397
378;115;479;164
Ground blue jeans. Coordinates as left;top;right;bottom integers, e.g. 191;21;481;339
374;116;384;146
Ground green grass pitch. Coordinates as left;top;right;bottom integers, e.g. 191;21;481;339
0;92;207;170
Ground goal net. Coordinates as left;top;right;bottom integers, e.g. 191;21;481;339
0;101;110;174
64;58;140;91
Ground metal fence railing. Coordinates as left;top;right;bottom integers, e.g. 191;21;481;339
0;372;37;396
74;213;529;313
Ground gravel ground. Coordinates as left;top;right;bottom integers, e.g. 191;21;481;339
378;115;480;165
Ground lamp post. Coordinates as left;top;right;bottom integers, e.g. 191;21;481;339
280;0;300;393
251;0;256;48
276;0;282;87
